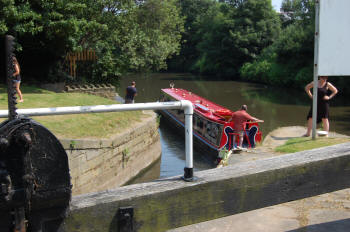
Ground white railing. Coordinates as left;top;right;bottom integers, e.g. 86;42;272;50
0;101;194;181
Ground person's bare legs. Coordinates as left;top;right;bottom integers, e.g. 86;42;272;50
232;134;237;149
304;118;312;136
15;82;23;102
238;132;244;148
322;118;329;137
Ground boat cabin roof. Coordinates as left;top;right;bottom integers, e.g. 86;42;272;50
161;88;233;122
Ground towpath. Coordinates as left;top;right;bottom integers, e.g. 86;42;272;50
169;126;350;232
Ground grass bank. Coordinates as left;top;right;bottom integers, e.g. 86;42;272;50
275;137;350;153
0;85;144;139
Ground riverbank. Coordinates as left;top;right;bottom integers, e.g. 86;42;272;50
170;126;350;232
227;126;350;165
0;85;162;195
61;111;161;195
0;85;144;138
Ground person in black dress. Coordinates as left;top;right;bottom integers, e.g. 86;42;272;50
304;76;338;137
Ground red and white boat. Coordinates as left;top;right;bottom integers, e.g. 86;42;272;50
159;88;262;161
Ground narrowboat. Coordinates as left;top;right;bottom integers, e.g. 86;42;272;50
159;88;262;161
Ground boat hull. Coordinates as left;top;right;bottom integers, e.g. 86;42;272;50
159;88;262;162
158;110;220;161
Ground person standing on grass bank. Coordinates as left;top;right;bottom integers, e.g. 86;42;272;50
304;76;338;137
228;105;264;149
12;56;23;102
125;81;137;104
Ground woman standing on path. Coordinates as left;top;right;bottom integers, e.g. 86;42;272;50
304;76;338;136
12;56;23;102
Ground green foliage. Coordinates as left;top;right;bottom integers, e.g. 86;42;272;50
168;0;281;77
122;148;130;163
294;66;313;86
1;0;184;84
240;0;315;89
131;0;184;71
69;140;76;149
167;0;216;72
218;148;229;159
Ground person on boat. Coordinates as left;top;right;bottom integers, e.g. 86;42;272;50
125;81;137;104
304;76;338;137
228;105;264;149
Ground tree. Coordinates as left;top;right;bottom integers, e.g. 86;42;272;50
0;0;184;83
130;0;184;71
240;0;315;88
1;0;108;82
167;0;216;72
193;0;280;77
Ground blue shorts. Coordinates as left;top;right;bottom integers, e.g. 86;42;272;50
13;75;21;83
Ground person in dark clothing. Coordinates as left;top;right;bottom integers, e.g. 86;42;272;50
304;76;338;137
125;81;137;104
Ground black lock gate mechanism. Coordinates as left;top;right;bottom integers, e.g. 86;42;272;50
0;35;72;231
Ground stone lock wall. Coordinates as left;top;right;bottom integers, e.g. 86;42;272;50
40;83;117;100
65;83;116;100
64;143;350;232
59;112;161;196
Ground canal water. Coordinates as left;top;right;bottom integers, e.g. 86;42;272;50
117;73;350;184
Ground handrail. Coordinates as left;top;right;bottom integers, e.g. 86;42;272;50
227;120;259;149
0;101;195;181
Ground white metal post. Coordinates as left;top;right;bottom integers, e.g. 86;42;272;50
312;0;320;139
0;101;195;181
181;100;194;181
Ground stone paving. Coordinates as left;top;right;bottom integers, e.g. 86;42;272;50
169;126;350;232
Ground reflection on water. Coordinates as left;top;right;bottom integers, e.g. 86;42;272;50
127;119;215;185
158;119;215;177
120;73;350;183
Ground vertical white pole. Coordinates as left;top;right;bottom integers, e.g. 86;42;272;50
182;100;194;181
312;0;320;139
185;113;193;169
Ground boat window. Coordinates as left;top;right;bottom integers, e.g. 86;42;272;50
192;113;225;146
160;94;172;102
159;94;164;102
199;120;203;129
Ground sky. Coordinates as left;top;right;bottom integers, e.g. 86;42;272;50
272;0;283;11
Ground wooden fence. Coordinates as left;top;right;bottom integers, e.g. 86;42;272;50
65;50;97;78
